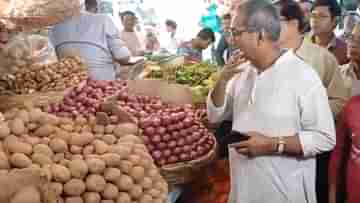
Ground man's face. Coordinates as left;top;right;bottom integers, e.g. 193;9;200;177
310;6;336;35
197;38;213;50
122;14;137;31
278;17;298;48
231;11;257;60
346;27;360;61
222;18;231;32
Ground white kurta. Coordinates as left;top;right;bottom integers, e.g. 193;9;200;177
207;50;336;203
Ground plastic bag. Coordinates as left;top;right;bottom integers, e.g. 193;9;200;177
0;33;57;74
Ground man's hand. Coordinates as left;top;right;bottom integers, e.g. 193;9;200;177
218;50;247;83
229;132;277;157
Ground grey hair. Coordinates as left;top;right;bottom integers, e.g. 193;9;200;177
240;0;281;41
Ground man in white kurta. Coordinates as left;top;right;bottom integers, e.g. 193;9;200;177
207;0;336;202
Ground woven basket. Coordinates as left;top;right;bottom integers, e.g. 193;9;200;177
160;135;218;186
0;91;65;111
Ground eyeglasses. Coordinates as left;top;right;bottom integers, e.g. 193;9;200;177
229;27;257;37
310;13;331;19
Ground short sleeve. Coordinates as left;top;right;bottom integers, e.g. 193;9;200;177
104;16;131;60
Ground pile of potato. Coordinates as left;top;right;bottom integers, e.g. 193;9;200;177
0;108;168;203
0;56;88;95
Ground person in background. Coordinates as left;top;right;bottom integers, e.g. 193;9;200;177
340;23;360;96
215;13;232;66
207;0;335;202
297;0;312;32
309;0;349;65
85;0;98;13
177;28;215;63
119;11;145;57
160;19;181;54
50;0;131;80
277;2;348;202
144;30;160;53
341;11;360;41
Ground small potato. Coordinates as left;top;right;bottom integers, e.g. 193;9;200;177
71;155;84;160
128;155;141;166
33;144;54;157
86;158;106;174
70;145;82;154
93;140;109;155
51;164;71;183
26;122;38;131
101;153;121;167
53;153;65;163
129;185;143;199
83;145;94;156
60;159;70;167
39;114;59;126
69;159;88;179
65;197;83;203
50;182;63;196
9;118;26;135
148;189;161;198
16;110;30;123
119;135;143;145
108;145;131;159
116;192;131;203
31;153;53;166
115;175;134;191
139;194;153;203
10;186;40;203
75;116;87;126
5;136;32;155
119;160;133;174
28;109;44;123
10;153;32;168
105;125;115;134
101;134;116;145
102;200;114;203
53;129;70;142
61;124;74;132
104;168;121;182
140;177;153;189
70;132;94;147
23;136;41;146
64;179;86;196
34;124;55;137
81;125;92;133
83;192;101;203
130;166;145;181
114;123;139;138
40;137;50;145
49;138;68;153
93;125;105;135
102;183;119;200
85;174;106;192
0;151;10;169
0;123;10;139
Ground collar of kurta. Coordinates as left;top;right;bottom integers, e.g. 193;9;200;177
309;32;337;50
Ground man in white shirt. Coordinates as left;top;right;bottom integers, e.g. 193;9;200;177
119;11;145;56
207;0;336;202
50;0;131;80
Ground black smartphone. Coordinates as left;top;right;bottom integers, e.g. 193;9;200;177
223;131;250;146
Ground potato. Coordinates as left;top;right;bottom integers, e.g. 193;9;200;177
53;129;70;142
148;189;161;198
119;135;142;145
102;183;119;200
105;125;115;134
128;155;141;166
86;174;106;192
86;158;106;174
61;124;74;132
0;123;10;139
75;116;87;126
108;145;131;159
40;137;50;145
140;177;153;189
93;125;105;135
139;194;153;203
115;175;134;191
70;145;83;154
73;125;82;133
39;114;59;126
10;153;32;168
5;137;32;155
114;123;138;138
93;140;109;155
65;197;83;203
83;145;95;156
116;192;131;203
10;186;41;203
31;153;53;166
60;159;70;167
147;169;159;179
26;123;38;131
41;164;52;180
29;109;43;123
138;157;152;169
49;138;68;153
53;153;65;163
9;118;26;135
82;125;92;133
101;134;116;145
70;132;94;146
64;179;86;196
104;168;122;182
101;200;114;203
69;159;88;179
33;144;54;157
101;153;121;167
71;155;84;160
16;110;30;123
130;166;145;181
83;192;101;203
51;164;71;183
0;151;10;169
50;182;63;196
129;185;143;199
34;124;55;137
23;136;41;146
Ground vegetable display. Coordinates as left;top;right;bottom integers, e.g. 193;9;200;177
0;56;88;95
0;108;168;203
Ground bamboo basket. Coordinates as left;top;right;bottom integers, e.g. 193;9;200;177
0;91;65;111
160;135;218;186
